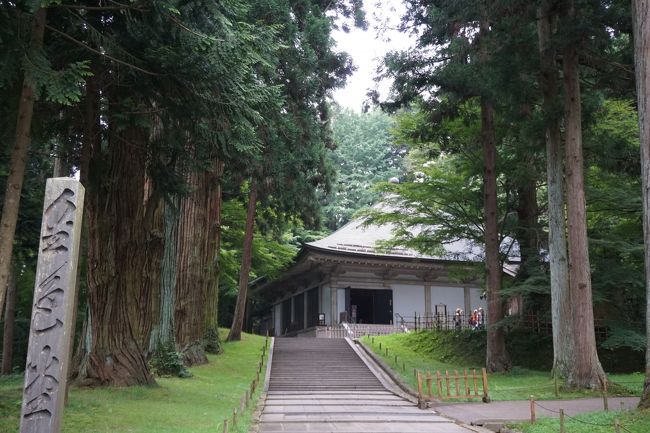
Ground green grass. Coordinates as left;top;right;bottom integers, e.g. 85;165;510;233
510;408;650;433
360;331;642;401
0;330;268;433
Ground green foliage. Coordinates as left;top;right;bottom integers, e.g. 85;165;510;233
321;108;406;229
150;341;192;378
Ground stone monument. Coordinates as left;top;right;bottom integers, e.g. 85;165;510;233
19;178;85;433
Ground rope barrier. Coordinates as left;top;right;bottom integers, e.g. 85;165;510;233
532;399;644;432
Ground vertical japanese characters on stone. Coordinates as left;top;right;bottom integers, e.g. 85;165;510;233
20;179;84;433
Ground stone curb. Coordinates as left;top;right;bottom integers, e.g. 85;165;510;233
354;338;421;402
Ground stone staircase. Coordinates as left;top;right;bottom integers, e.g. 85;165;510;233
260;338;473;432
269;338;385;392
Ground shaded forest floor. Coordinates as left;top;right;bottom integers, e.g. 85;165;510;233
0;330;266;433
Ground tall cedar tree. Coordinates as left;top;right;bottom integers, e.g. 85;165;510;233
0;8;46;319
378;0;511;371
633;0;650;408
560;0;606;389
226;0;362;341
72;0;280;385
537;0;573;381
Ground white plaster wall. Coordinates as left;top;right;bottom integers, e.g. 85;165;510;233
321;285;331;325
337;288;346;322
392;284;425;321
430;286;465;314
273;303;282;337
469;288;487;311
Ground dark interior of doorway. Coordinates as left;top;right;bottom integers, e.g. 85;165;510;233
349;289;393;324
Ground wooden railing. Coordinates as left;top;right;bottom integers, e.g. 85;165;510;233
416;368;490;402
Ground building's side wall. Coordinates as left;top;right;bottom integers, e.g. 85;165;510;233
429;286;465;315
469;287;487;311
391;283;425;323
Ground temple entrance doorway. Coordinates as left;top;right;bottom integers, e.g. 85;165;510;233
349;288;393;324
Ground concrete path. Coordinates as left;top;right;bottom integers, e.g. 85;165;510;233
261;338;476;432
435;396;640;426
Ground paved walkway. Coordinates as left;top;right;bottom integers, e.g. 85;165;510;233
435;397;640;425
260;338;476;432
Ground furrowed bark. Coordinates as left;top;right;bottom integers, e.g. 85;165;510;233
204;159;224;353
562;1;605;389
76;125;162;386
175;169;210;366
537;1;573;382
479;14;510;372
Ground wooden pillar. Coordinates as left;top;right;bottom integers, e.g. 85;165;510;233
20;178;85;433
330;285;337;325
424;284;432;316
463;287;471;313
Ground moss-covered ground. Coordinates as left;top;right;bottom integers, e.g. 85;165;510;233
0;330;267;433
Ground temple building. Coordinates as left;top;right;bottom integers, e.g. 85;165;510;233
254;217;519;336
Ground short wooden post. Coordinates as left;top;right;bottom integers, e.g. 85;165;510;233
481;368;490;402
379;342;382;351
529;395;536;424
559;409;565;433
426;371;433;398
454;370;460;397
436;371;443;399
417;370;423;399
223;419;229;433
602;379;609;411
472;369;478;396
463;369;470;396
554;376;559;398
445;370;451;398
232;409;237;426
394;354;398;365
615;419;621;433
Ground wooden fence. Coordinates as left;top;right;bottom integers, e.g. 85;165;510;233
416;368;489;403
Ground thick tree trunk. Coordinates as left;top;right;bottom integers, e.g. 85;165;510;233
632;0;650;408
204;160;224;354
0;9;46;315
175;169;210;366
1;266;16;374
152;199;179;350
537;2;574;382
479;16;510;373
481;97;511;372
75;126;162;386
562;3;606;389
227;181;258;342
